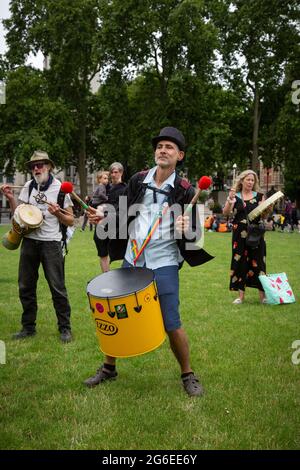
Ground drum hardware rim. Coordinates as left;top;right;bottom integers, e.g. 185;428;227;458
86;281;155;300
88;285;158;316
87;280;159;315
107;298;115;318
134;292;142;312
153;281;158;301
86;268;156;299
87;294;95;313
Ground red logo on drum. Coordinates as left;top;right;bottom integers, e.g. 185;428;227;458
95;302;104;313
95;318;118;336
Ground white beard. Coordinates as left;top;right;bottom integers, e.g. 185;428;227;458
34;170;49;186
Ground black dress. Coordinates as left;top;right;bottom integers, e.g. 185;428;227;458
93;182;128;258
230;192;266;292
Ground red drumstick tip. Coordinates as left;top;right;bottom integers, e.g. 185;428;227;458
198;176;212;190
61;181;74;194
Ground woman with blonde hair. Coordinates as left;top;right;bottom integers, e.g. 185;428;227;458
223;169;267;304
91;170;110;272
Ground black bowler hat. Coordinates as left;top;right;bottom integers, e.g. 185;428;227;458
152;126;186;151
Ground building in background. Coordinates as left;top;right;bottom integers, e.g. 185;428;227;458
259;161;284;195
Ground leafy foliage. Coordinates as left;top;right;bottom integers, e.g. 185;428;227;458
0;0;299;197
0;66;74;173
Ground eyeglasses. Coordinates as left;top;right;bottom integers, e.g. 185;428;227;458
30;162;45;170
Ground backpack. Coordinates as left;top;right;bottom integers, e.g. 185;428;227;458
28;180;69;254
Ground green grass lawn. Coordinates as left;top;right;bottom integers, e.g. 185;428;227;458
0;226;299;450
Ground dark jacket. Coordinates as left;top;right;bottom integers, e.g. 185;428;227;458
91;184;108;208
108;171;214;267
107;182;128;207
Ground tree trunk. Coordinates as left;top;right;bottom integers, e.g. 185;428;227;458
252;85;261;173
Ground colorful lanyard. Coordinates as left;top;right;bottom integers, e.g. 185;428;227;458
131;202;169;265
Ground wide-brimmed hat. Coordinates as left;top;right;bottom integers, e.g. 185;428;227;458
26;150;55;170
151;126;186;151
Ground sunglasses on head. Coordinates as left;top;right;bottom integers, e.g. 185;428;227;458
30;162;46;170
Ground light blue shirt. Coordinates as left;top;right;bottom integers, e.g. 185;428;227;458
236;191;257;200
125;166;183;269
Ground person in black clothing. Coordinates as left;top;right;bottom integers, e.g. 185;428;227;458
223;170;267;305
93;162;127;272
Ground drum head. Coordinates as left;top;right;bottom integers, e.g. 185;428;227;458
18;204;43;228
87;268;155;298
248;191;284;221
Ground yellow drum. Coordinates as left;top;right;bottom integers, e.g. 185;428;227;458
2;204;43;250
87;268;166;358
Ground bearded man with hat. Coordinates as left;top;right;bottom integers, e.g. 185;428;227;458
85;127;213;397
1;150;74;343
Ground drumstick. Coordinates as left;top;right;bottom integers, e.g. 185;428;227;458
133;176;212;265
60;181;91;210
32;195;71;215
0;185;24;190
183;176;212;215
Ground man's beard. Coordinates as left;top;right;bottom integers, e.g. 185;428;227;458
34;170;50;185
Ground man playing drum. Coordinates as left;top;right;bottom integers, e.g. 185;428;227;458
1;150;74;343
86;127;212;397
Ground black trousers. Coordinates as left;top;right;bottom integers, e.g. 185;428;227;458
18;238;71;332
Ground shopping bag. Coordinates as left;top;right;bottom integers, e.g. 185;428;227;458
258;272;296;305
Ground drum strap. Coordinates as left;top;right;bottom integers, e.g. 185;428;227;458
131;203;169;265
28;180;68;254
131;183;173;265
143;183;172;203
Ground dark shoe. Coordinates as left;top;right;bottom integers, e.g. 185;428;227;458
83;365;118;388
182;373;204;397
60;329;72;343
12;329;36;340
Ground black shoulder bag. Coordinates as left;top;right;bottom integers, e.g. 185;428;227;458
242;195;265;249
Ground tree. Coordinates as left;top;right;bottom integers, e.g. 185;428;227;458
0;66;74;175
99;0;226;176
211;0;300;171
91;70;131;176
4;0;103;196
272;90;300;205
